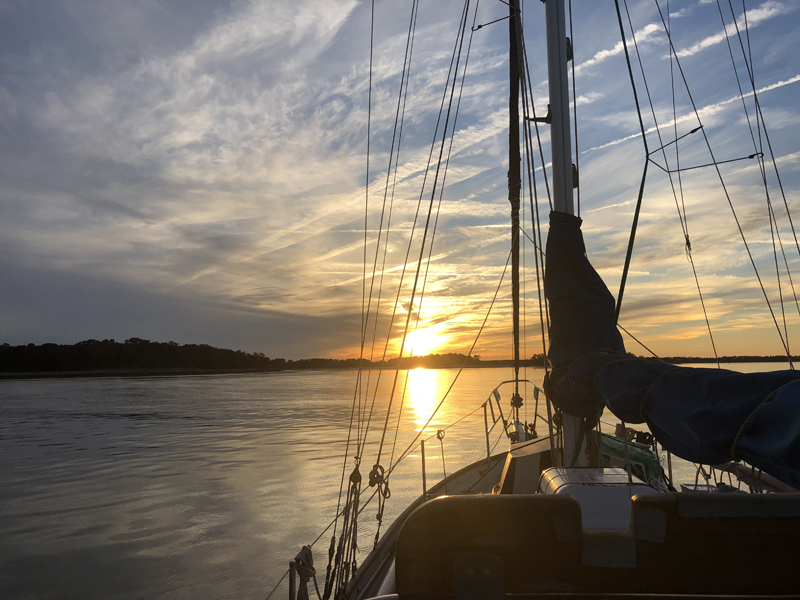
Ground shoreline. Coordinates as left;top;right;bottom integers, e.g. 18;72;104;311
0;356;795;381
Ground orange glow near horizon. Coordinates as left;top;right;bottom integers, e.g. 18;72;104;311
320;298;537;361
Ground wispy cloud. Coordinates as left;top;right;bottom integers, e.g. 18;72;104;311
582;74;800;153
675;1;795;58
0;0;798;359
576;23;664;74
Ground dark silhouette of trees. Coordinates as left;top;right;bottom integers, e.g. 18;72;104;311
0;339;274;374
3;340;776;378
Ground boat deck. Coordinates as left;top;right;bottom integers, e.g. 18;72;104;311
346;453;507;600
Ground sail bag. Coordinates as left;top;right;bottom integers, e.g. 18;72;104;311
544;211;800;488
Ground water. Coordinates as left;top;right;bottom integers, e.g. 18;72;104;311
0;367;544;599
0;363;786;599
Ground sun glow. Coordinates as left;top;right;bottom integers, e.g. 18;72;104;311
404;324;447;356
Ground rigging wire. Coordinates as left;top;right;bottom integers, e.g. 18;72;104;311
326;1;423;594
350;0;470;493
731;1;800;271
357;0;422;460
359;0;421;435
325;3;377;592
371;0;472;472
358;0;376;451
612;0;650;326
410;0;481;372
713;1;793;351
667;0;687;240
356;0;422;456
328;5;475;594
519;34;553;212
265;569;289;600
618;323;662;360
358;0;471;452
339;0;409;500
372;0;481;544
623;0;720;367
517;9;550;368
387;245;515;480
721;0;799;362
651;0;793;365
361;1;424;548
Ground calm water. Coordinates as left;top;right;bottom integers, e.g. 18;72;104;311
0;363;786;599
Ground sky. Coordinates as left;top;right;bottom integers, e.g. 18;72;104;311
1;0;799;360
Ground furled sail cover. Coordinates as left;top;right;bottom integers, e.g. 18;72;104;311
543;211;800;488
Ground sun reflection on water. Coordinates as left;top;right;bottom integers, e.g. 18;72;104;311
405;368;447;430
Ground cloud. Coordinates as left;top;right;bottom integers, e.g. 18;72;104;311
582;74;800;153
675;1;795;58
0;0;798;360
575;23;664;74
570;92;604;108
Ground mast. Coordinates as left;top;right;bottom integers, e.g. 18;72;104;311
545;0;574;215
544;0;584;465
508;0;522;409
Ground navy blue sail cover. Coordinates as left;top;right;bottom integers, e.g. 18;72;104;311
543;211;800;488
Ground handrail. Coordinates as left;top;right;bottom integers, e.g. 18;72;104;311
481;379;550;465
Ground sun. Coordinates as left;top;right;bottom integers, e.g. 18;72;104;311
404;325;445;356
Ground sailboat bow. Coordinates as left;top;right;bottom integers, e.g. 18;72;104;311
274;0;800;598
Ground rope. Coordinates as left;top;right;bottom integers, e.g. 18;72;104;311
329;0;381;562
292;546;320;600
325;0;377;574
358;0;424;459
384;0;481;469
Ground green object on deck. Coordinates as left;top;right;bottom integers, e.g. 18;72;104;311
601;432;662;484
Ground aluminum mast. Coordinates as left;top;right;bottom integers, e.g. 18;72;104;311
508;0;522;413
544;0;584;466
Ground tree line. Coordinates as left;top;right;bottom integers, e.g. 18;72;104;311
0;339;547;376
